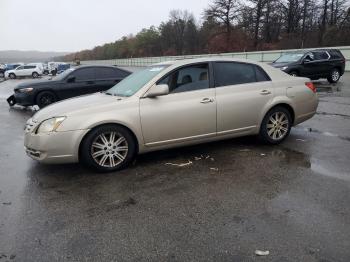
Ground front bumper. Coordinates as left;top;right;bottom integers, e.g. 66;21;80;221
13;92;35;106
24;128;89;164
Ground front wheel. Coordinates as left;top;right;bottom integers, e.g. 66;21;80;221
259;107;292;144
327;68;340;83
9;73;16;79
289;71;298;77
0;72;4;78
32;72;39;78
36;91;57;108
80;125;136;172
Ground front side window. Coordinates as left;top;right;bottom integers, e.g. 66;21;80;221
16;66;24;70
214;62;257;87
158;63;209;94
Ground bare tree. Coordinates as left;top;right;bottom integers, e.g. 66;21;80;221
204;0;240;50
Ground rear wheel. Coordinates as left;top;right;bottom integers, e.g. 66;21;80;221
259;106;292;144
36;91;56;108
0;72;4;78
80;125;136;172
9;73;16;79
32;72;39;78
327;68;340;83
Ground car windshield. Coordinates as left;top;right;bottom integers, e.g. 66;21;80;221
275;53;305;63
107;65;169;97
53;68;75;80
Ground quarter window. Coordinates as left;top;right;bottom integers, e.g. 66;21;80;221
158;63;209;94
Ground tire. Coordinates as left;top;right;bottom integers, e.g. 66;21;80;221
289;71;298;77
259;106;292;145
32;72;39;78
36;91;57;108
9;73;16;79
327;68;340;83
0;72;4;78
80;125;136;172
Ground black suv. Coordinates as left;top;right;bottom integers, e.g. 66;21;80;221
271;49;346;83
7;65;131;108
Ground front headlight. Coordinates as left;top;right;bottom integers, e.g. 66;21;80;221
281;66;288;71
36;117;66;134
17;87;34;93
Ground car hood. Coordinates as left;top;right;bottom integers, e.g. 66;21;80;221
15;79;60;90
271;62;298;68
32;93;127;122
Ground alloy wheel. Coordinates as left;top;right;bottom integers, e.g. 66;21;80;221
91;132;129;168
332;70;340;82
266;112;289;141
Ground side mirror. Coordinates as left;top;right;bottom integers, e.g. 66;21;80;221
145;84;169;98
67;76;75;83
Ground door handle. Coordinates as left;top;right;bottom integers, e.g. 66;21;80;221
260;90;271;95
200;98;214;104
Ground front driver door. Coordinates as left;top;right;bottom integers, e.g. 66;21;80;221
140;63;217;146
59;67;97;99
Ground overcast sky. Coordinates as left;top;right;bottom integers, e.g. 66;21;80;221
0;0;211;52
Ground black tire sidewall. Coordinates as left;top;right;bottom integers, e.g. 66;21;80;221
259;107;292;144
9;73;16;79
289;71;298;77
32;72;39;78
80;125;136;173
36;91;56;108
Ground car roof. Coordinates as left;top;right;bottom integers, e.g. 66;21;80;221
75;65;131;74
152;57;289;81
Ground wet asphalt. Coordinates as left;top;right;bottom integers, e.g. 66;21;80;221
0;73;349;262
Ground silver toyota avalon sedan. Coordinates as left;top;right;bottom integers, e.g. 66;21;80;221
24;58;318;172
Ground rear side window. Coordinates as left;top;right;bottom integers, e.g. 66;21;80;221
95;68;118;79
72;68;95;81
312;51;330;60
24;65;36;69
214;62;269;87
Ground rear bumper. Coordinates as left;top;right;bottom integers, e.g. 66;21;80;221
24;129;89;164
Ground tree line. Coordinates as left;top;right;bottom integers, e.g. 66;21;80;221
60;0;350;61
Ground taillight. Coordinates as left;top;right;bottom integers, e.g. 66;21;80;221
305;82;316;93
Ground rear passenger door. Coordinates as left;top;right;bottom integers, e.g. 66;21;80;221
312;51;331;76
94;67;122;93
214;62;273;135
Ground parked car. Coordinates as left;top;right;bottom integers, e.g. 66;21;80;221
47;62;70;75
23;58;318;172
5;64;43;79
7;65;131;108
0;63;23;78
271;49;346;83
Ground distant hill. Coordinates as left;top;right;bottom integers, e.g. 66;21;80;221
0;50;69;63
